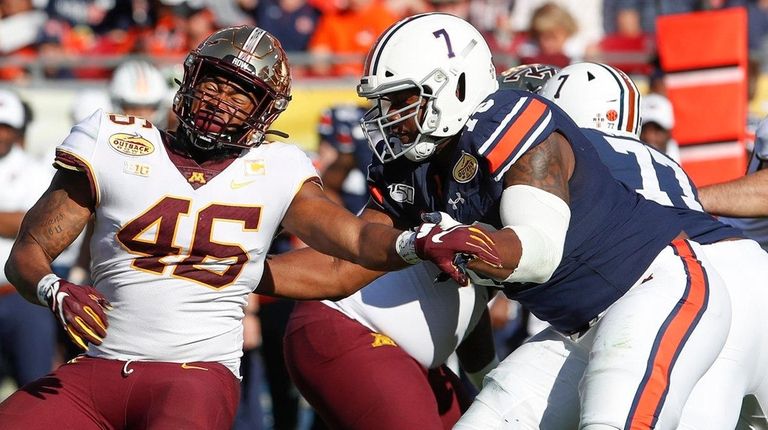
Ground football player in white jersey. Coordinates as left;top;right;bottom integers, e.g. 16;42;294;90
0;26;500;430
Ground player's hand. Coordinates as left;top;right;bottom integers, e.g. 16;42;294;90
413;212;502;286
38;276;111;350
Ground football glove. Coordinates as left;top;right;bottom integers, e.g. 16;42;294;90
396;212;502;286
37;274;111;350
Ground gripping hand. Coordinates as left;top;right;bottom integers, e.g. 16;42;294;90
396;212;502;286
37;274;111;350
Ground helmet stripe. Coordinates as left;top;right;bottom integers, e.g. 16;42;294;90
618;70;639;135
370;13;438;75
136;64;148;95
597;63;639;134
239;28;265;61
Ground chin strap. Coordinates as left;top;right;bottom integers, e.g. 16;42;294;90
265;129;289;138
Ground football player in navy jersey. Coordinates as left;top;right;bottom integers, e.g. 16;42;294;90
499;61;768;430
258;13;731;430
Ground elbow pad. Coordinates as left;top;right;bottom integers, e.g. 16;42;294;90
500;185;570;284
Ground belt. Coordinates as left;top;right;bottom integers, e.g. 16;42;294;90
0;283;17;297
563;312;605;341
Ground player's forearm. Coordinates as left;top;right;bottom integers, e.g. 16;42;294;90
699;170;768;217
354;221;411;271
5;234;56;305
466;228;521;280
256;247;384;300
5;171;94;304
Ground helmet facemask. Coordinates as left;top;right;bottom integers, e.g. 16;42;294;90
174;59;288;152
360;69;453;163
172;26;292;154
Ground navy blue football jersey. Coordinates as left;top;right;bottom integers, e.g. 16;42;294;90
583;129;743;244
367;89;683;333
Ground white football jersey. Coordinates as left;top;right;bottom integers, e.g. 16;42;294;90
55;110;318;376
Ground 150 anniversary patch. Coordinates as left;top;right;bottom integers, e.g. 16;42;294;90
108;133;155;156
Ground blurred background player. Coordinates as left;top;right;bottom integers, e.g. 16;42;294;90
317;103;371;213
0;89;56;394
639;92;680;162
109;59;173;127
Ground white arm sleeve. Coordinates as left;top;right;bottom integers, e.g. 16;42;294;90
500;184;570;284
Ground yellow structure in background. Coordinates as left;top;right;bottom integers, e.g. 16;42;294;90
13;73;768;163
271;84;365;151
751;74;768;118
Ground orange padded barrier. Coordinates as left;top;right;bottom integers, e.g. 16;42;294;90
656;8;747;72
656;8;749;185
666;76;746;144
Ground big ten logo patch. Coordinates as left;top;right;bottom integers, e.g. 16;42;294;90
123;162;151;177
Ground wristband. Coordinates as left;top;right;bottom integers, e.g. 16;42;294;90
36;273;60;307
395;230;421;264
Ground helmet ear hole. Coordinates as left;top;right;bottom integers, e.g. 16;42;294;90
456;73;466;102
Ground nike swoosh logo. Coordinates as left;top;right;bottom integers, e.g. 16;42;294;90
230;179;257;189
180;363;209;371
431;229;452;244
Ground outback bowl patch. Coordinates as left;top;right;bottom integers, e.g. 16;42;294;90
453;152;478;183
109;133;155;156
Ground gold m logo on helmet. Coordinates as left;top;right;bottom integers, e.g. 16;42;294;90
188;172;207;184
108;133;155;156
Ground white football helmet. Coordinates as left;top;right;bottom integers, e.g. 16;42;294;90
110;60;170;124
357;13;498;163
540;62;642;137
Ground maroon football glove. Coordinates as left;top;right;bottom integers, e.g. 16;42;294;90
38;275;111;350
397;212;502;286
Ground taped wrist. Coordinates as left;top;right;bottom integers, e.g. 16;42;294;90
500;185;570;284
395;230;421;264
36;273;61;307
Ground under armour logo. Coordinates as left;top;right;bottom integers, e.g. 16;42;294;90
448;192;465;210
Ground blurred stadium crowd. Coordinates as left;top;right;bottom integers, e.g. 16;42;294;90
0;0;766;80
1;0;768;429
